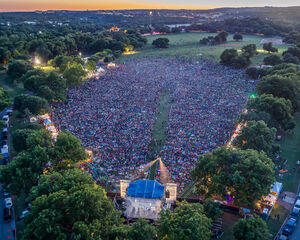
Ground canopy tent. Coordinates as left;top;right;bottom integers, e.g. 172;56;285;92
127;180;165;199
44;119;52;126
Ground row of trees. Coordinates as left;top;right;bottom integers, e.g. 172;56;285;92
199;31;229;45
220;44;258;69
0;22;147;64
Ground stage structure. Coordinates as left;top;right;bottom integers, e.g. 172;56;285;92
120;158;177;220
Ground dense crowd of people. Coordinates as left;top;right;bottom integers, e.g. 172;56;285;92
51;57;254;192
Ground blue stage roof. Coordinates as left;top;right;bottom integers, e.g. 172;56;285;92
127;180;165;199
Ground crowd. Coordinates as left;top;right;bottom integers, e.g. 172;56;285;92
51;57;254;192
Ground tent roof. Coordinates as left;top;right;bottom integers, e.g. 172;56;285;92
127;180;164;199
44;119;52;125
271;182;282;195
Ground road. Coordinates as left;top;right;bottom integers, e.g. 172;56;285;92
0;187;15;239
289;184;300;240
0;107;16;239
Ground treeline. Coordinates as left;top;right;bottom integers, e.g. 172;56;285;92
188;17;291;36
0;24;146;64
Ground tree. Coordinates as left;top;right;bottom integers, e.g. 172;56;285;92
216;31;228;42
283;53;299;64
233;33;243;41
0;87;10;111
44;71;67;101
128;219;156;240
263;55;282;66
242;44;257;60
51;131;86;166
247;94;295;130
7;60;33;80
86;60;97;71
14;95;49;115
0;146;50;195
26;129;52;150
152;38;170;48
63;63;87;87
158;201;212;240
220;49;238;65
192;147;275;205
256;74;300;110
263;42;278;53
233;120;277;153
231;55;250;69
246;67;266;79
12;129;35;152
233;214;270;240
23;169;122;240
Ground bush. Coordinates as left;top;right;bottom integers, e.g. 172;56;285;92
263;55;282;66
152;38;170;48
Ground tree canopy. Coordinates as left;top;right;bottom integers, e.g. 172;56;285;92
232;120;277;153
158;201;212;240
246;94;295;130
22;169;122;240
233;214;270;240
192;147;275;205
152;38;170;48
256;74;300;110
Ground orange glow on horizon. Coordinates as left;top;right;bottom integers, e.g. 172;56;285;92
0;0;216;12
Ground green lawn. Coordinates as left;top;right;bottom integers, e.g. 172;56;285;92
118;32;288;65
149;90;171;179
0;72;25;98
276;113;300;193
267;204;290;237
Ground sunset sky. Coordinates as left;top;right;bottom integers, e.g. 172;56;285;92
1;0;300;12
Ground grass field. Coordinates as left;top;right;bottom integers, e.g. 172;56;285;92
276;113;300;193
118;32;288;65
149;90;171;179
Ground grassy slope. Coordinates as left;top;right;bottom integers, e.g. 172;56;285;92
149;90;171;180
118;33;287;65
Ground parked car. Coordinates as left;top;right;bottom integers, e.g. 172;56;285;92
295;199;300;210
279;233;289;240
283;218;297;235
291;207;300;221
4;197;12;208
3;207;12;222
19;210;29;220
2;115;9;125
5;109;13;116
3;190;10;198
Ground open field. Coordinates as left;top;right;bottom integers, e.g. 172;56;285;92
118;32;288;65
276;113;300;193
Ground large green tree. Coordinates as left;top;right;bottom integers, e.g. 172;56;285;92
192;147;275;205
233;120;277;153
51;131;86;166
14;95;49;115
158;201;212;240
233;214;270;240
246;94;295;130
7;60;33;80
128;219;156;240
256;74;300;110
152;38;170;48
0;146;50;195
63;63;87;87
23;169;122;240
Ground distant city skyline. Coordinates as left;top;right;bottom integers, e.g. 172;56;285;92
1;0;300;12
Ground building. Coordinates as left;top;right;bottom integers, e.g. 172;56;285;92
120;179;177;220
